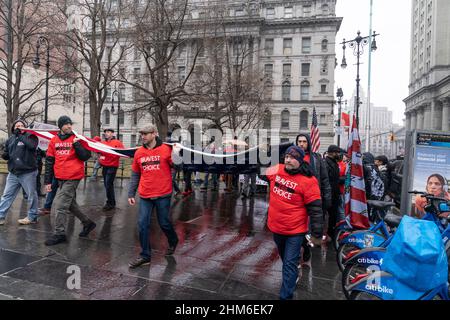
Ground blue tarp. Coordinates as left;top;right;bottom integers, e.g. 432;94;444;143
383;215;448;292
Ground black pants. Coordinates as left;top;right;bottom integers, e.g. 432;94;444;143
183;170;193;192
102;166;118;206
327;202;339;239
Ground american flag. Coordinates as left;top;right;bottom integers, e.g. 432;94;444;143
344;115;370;229
310;107;320;153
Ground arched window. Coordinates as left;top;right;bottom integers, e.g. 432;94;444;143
118;83;126;101
118;109;125;125
321;39;328;52
300;110;309;129
301;81;310;101
264;81;273;100
282;81;290;101
103;109;110;125
281;109;290;129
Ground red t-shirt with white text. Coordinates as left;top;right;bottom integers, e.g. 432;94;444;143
46;134;85;181
265;164;321;235
98;139;124;168
131;144;173;198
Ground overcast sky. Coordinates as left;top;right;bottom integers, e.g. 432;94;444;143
334;0;412;125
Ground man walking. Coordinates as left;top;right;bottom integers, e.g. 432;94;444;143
0;119;39;225
44;116;96;245
262;146;323;300
128;125;179;268
98;128;124;210
295;134;331;263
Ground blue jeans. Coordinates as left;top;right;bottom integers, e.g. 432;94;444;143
203;173;218;189
138;196;178;259
44;178;59;209
102;166;117;206
0;170;38;221
273;233;304;300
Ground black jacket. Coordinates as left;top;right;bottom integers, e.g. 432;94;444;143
44;132;91;184
2;131;38;175
294;134;332;209
324;156;341;206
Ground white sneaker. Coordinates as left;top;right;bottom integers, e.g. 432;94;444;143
18;217;37;225
0;219;5;226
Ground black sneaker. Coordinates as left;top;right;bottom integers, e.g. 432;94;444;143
79;221;96;237
102;204;115;211
45;234;67;246
128;257;151;269
165;240;178;256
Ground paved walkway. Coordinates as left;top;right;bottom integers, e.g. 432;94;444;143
0;175;344;300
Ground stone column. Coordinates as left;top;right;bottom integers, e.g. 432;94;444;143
405;112;411;131
443;98;450;132
410;110;417;130
430;100;437;130
423;104;432;129
417;107;424;130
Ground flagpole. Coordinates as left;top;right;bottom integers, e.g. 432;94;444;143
365;0;374;152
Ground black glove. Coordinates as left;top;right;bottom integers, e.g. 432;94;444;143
14;128;22;135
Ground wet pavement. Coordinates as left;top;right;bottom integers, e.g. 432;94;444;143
0;174;344;300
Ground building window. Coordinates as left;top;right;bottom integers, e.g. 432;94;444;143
320;84;327;94
264;82;273;100
300;110;308;129
282;81;291;101
133;46;140;60
301;63;310;76
281;109;290;129
233;40;243;56
178;66;186;81
284;6;293;18
177;43;186;58
130;134;137;147
119;83;126;101
301;81;310;100
106;85;111;101
104;109;110;125
264;64;273;78
263;110;271;129
321;4;329;15
132;110;138;125
303;5;311;17
283;38;292;55
302;37;311;53
118;109;125;126
266;7;275;19
235;8;244;16
282;64;291;77
265;39;274;55
321;39;328;52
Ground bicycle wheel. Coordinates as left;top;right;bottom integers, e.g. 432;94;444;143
334;228;345;251
350;291;382;300
336;243;359;272
342;263;368;299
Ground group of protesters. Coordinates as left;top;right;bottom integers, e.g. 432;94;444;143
0;115;395;299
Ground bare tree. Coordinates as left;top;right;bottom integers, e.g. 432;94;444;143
0;0;66;135
55;0;131;137
119;0;206;139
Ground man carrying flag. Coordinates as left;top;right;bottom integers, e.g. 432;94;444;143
344;116;370;229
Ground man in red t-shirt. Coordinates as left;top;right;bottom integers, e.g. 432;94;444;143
262;145;323;300
44;116;96;246
98;128;124;211
127;125;179;268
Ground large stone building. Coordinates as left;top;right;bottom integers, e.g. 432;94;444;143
83;0;342;151
404;0;450;132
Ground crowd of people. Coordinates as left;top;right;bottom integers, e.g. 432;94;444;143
0;115;400;300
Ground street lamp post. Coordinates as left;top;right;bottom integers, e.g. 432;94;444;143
340;31;378;129
111;89;121;138
336;88;344;148
32;36;50;124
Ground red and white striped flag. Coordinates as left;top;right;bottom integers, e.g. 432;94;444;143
344;115;370;229
310;107;320;153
